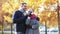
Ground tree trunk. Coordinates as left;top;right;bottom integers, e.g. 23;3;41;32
58;2;60;34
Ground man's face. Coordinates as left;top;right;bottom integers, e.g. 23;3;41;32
22;4;27;11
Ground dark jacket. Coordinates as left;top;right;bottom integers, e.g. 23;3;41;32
13;10;27;33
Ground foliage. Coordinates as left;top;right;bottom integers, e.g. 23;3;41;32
0;0;58;28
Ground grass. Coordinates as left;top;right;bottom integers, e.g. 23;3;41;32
0;32;14;34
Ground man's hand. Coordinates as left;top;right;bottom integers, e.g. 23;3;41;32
23;12;27;16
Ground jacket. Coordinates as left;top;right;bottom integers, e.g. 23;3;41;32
26;14;40;34
12;9;28;33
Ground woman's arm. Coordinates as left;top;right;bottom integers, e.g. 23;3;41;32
36;17;40;21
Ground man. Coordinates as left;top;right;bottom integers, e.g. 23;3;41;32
12;3;28;34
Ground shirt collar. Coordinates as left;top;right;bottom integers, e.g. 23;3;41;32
19;8;26;13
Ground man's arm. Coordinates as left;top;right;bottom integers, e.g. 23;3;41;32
13;11;27;23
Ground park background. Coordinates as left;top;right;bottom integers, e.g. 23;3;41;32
0;0;60;34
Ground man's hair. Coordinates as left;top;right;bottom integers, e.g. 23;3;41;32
22;2;27;6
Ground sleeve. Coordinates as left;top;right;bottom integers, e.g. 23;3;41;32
32;20;40;29
36;17;40;21
26;17;30;25
12;11;27;23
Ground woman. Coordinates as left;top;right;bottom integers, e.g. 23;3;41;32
26;8;40;34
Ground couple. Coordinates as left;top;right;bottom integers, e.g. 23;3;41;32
12;3;40;34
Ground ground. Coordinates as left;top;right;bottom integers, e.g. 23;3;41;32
0;31;59;34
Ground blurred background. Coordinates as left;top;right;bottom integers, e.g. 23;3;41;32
0;0;60;34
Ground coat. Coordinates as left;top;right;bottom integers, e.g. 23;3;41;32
12;9;28;33
26;14;40;34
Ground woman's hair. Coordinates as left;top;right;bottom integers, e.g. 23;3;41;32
28;8;34;13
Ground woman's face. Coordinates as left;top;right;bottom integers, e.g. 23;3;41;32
26;11;31;15
27;8;33;15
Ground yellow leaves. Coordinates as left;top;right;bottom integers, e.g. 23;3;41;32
47;12;51;17
1;0;58;27
2;2;9;12
44;0;57;5
4;16;12;23
39;10;58;27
